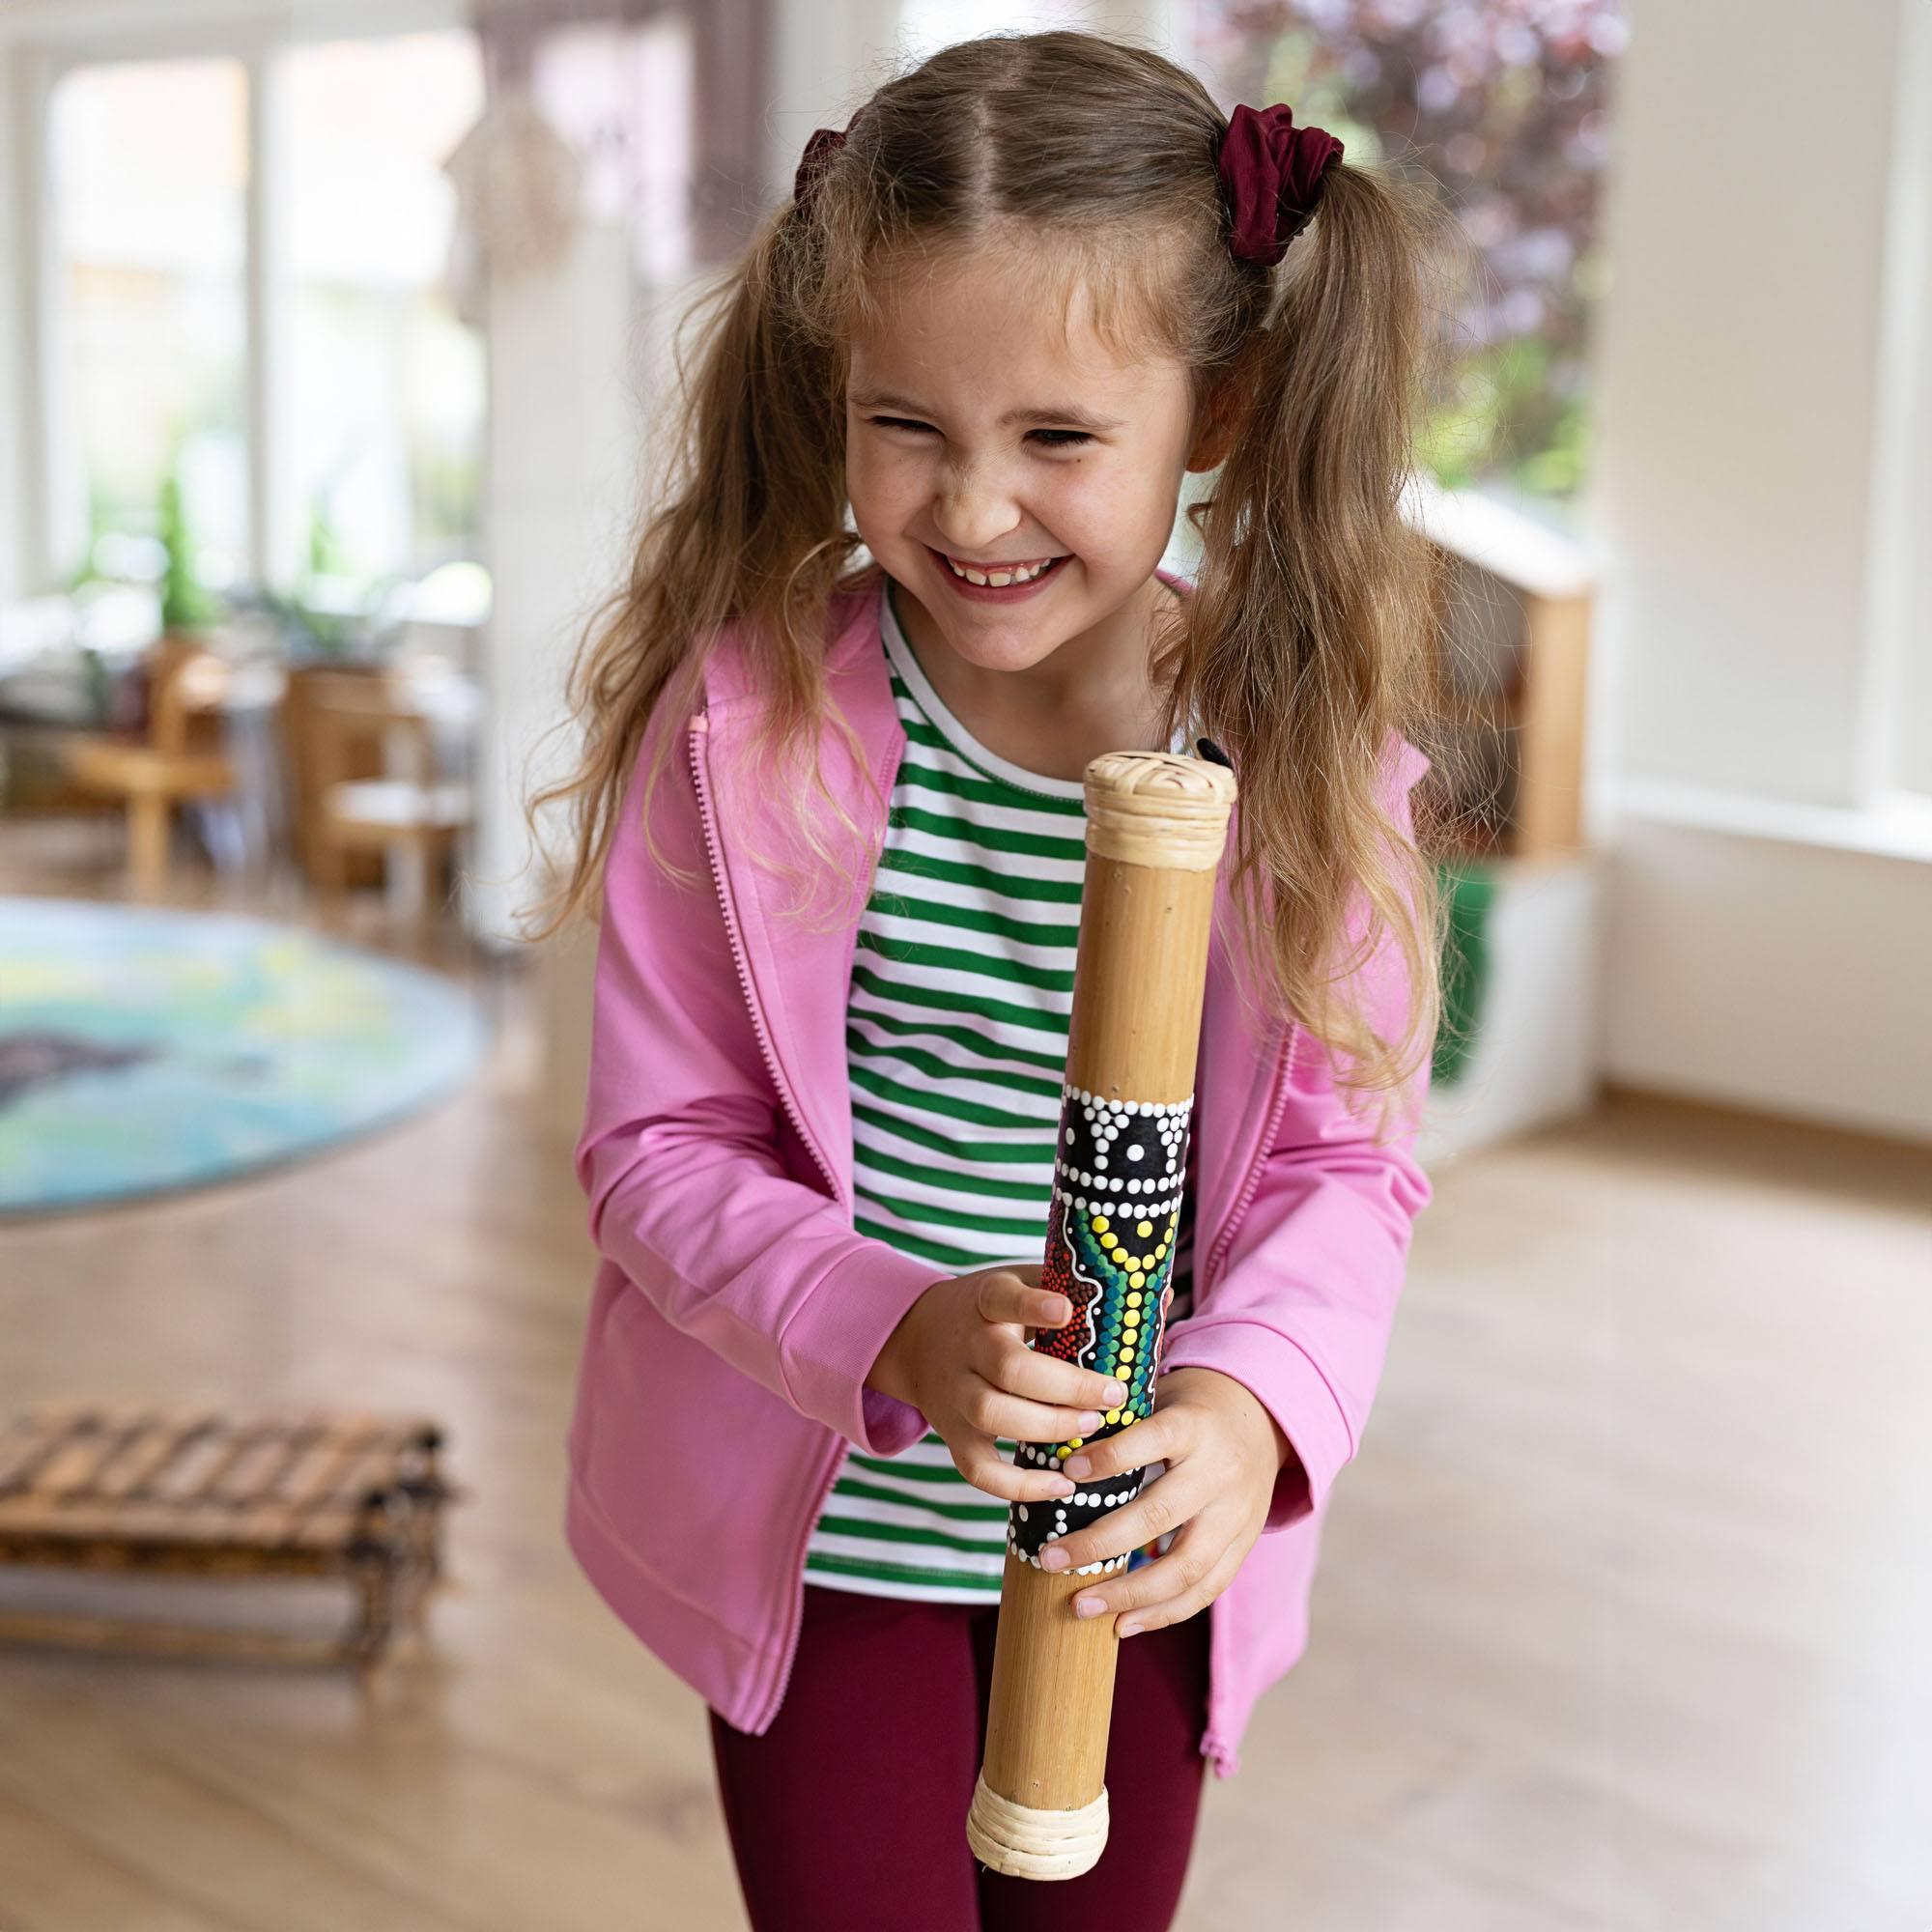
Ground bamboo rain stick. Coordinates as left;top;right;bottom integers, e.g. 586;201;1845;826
967;750;1236;1882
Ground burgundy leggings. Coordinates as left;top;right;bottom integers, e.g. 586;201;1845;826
708;1582;1211;1932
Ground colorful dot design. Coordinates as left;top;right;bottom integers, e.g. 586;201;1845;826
1009;1084;1191;1573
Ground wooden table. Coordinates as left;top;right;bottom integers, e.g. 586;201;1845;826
0;1407;451;1674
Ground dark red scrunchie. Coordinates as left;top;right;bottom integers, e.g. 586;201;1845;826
793;126;846;210
1216;102;1345;267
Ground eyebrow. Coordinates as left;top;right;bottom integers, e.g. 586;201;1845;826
849;388;1127;432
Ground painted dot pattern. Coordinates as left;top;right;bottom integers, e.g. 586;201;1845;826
1009;1083;1193;1570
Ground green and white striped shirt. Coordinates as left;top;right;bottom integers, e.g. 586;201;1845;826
803;582;1090;1603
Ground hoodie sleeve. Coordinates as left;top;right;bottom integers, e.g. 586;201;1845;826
574;704;943;1458
1157;742;1435;1531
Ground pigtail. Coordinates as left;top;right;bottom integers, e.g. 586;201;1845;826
1177;161;1450;1126
526;186;869;934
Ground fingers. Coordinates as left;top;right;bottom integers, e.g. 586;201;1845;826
973;1270;1127;1415
1069;1518;1243;1636
975;1331;1125;1418
950;1431;1076;1505
957;1374;1118;1451
976;1268;1069;1334
1058;1405;1187;1485
1037;1460;1205;1576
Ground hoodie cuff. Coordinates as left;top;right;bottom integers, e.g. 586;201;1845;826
1158;1320;1355;1529
780;1240;945;1456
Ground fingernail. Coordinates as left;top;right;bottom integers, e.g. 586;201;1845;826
1076;1411;1103;1433
1050;1477;1075;1496
1103;1383;1126;1405
1065;1456;1092;1478
1074;1595;1106;1618
1040;1548;1069;1572
1117;1619;1142;1638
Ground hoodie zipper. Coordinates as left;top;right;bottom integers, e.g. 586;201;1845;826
688;714;849;1728
688;714;844;1207
757;730;904;1731
686;711;906;1733
1199;1024;1297;1294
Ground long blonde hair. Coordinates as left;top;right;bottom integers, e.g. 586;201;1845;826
532;30;1451;1123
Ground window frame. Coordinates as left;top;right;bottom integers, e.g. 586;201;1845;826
3;0;475;600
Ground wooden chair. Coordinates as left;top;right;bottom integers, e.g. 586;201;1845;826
63;638;236;895
303;672;472;924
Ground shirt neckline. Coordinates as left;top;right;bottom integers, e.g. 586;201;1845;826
878;572;1195;801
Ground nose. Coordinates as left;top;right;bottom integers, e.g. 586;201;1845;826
931;457;1024;558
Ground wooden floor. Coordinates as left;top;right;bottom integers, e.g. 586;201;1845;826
2;859;1930;1925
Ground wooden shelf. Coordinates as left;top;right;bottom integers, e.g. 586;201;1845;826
1404;477;1596;864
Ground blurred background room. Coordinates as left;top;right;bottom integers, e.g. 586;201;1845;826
1;0;1928;1926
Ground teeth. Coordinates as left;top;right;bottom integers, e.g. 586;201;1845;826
947;555;1058;585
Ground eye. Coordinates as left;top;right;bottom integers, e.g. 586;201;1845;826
865;415;1093;449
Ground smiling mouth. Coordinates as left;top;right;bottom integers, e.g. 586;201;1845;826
932;548;1069;587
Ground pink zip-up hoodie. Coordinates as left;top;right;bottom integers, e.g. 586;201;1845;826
566;573;1432;1777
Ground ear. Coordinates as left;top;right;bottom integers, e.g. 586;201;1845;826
1185;377;1241;473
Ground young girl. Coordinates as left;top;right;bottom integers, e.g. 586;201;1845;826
544;30;1443;1932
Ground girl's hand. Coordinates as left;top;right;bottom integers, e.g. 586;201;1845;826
867;1264;1129;1505
1036;1366;1292;1636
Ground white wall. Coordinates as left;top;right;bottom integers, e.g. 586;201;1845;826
468;218;639;946
1590;0;1932;1145
767;0;898;198
1604;821;1932;1146
1590;0;1904;808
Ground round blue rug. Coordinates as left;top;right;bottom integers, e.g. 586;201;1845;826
0;898;489;1215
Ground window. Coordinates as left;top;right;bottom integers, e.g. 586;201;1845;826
39;28;488;611
286;32;485;587
48;57;250;591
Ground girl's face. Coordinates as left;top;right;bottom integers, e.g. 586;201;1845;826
844;246;1222;680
